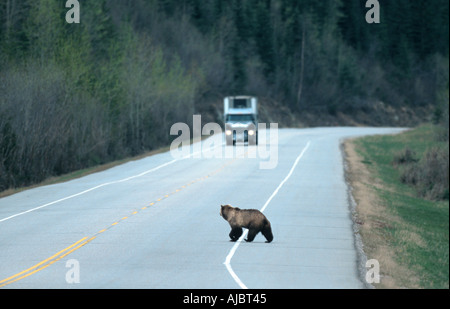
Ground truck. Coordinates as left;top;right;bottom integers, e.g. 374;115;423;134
224;96;258;146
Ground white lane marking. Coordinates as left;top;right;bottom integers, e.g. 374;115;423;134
0;143;223;223
223;141;311;289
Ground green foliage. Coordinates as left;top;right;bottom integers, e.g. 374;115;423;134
0;0;200;190
354;126;449;288
0;0;448;191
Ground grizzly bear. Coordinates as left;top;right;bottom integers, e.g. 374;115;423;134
220;204;273;243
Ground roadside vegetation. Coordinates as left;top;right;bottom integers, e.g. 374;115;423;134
346;112;449;288
1;1;448;194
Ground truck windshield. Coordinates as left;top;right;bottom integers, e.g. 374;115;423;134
226;114;254;122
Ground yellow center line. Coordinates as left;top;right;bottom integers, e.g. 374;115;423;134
0;155;247;288
0;237;88;287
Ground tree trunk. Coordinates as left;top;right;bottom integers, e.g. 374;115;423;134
297;25;306;108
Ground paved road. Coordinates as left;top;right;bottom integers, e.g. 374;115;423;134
0;127;404;289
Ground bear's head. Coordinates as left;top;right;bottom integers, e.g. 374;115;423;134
220;204;234;220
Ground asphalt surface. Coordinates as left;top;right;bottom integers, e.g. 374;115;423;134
0;127;405;289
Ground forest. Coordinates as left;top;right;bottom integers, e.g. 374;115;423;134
0;0;449;191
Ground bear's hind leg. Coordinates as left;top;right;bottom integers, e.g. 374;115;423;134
261;224;273;243
245;229;259;242
229;227;243;242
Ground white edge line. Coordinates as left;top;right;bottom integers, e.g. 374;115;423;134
223;141;311;289
0;142;223;223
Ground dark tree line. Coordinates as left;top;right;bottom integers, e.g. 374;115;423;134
0;0;448;191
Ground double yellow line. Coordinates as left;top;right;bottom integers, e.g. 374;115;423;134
0;236;95;288
0;155;245;288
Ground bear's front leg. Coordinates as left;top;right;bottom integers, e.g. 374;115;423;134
229;227;243;241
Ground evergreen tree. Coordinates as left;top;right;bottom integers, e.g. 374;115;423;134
0;0;448;191
254;0;275;80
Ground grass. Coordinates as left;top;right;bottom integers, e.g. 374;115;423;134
351;125;449;288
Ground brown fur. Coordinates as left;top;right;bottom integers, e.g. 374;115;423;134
220;204;273;243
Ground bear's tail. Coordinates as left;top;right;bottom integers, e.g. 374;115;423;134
262;220;273;243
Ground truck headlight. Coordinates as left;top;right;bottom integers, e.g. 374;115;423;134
248;130;255;136
225;130;232;136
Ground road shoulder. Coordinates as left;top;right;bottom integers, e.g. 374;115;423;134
343;138;404;288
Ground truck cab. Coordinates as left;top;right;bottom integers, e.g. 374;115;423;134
224;96;258;146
